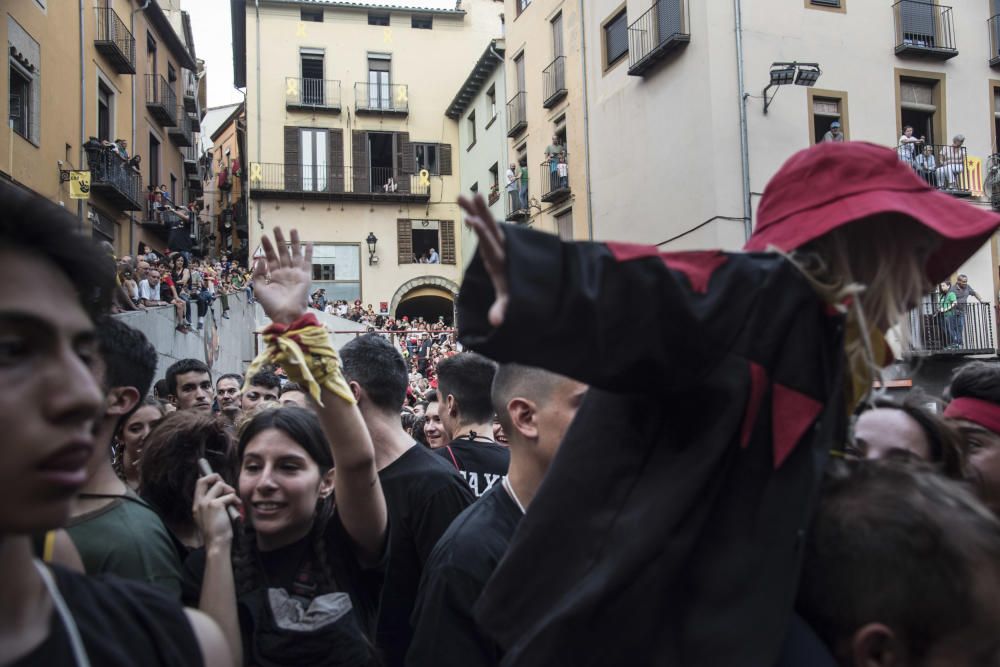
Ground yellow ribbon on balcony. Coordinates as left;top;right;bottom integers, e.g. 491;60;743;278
396;86;408;105
286;78;299;98
250;163;262;183
419;169;430;187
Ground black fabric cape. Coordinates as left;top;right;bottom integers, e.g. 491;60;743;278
457;225;847;667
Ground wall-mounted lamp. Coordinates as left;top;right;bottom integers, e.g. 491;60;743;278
763;62;822;114
366;232;379;265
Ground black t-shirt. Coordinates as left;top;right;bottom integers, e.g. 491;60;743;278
435;438;510;498
183;511;385;666
13;564;202;666
376;444;475;666
407;485;522;667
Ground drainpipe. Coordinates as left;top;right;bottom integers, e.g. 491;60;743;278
79;0;86;229
734;0;752;241
131;0;152;253
255;0;263;237
577;0;594;240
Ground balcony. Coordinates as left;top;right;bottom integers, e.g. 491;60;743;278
84;143;143;211
94;7;136;74
503;184;530;222
542;56;567;108
286;78;342;113
990;15;1000;67
249;164;429;202
167;107;193;147
628;0;691;76
506;91;527;137
182;146;199;175
892;1;958;60
189;111;201;132
354;82;408;116
989;153;1000;210
539;159;570;204
897;143;973;197
183;86;197;113
142;204;192;241
145;74;177;126
908;298;995;356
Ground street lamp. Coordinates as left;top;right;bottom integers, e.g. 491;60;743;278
366;232;379;265
762;62;822;114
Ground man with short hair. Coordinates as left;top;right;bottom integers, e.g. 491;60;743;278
434;353;509;497
341;334;474;666
428;248;439;264
822;121;844;143
279;381;308;408
240;370;280;412
68;318;185;597
950;274;984;348
408;364;587;666
796;460;1000;667
165;358;214;412
215;372;243;422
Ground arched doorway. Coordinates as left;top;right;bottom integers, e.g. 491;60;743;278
390;277;460;326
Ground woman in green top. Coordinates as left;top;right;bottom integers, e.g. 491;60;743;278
938;280;959;348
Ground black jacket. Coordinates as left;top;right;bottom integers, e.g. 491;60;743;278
457;225;847;667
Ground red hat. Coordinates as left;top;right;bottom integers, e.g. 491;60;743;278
745;142;1000;282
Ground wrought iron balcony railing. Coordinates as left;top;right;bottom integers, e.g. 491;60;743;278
94;7;136;74
287;78;342;111
145;74;177;126
542;56;567;108
248;164;430;200
628;0;691;76
896;142;972;197
84;143;143;211
908;297;995;356
354;82;408;114
892;1;958;60
506;91;527;137
539;158;570;203
167;107;193;147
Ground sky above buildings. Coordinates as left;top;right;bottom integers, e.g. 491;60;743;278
184;0;460;109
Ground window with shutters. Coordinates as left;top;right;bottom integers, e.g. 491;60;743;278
9;64;31;140
603;8;628;70
398;220;456;265
301;128;328;191
896;71;943;147
414;143;439;175
300;52;325;105
97;80;114;143
8;18;40;145
806;90;848;145
555;208;574;240
486;85;497;125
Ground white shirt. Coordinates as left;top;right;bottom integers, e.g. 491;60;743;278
428;250;440;264
139;279;160;302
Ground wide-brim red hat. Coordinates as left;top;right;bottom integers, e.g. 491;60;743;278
745;141;1000;282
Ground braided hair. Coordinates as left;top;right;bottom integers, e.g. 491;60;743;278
234;406;339;595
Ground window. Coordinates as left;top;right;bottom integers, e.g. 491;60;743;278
896;71;943;147
149;133;161;190
808;0;842;7
369;12;390;26
300;51;325;104
301;8;323;22
555;208;574;240
807;90;848;145
603;9;628;69
168;63;177;83
516;0;531;17
468;111;477;149
313;264;335;280
414;143;439;175
552;12;564;58
310;244;361;302
412;14;432;29
146;32;157;75
301;128;328;191
97;81;113;142
8;64;31;140
170;174;177;203
487;85;497;120
489;163;499;189
398;219;455;265
368;55;391;109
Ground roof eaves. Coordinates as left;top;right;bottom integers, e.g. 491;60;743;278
445;39;504;120
267;0;466;16
145;1;197;71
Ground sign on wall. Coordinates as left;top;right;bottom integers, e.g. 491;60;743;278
69;171;91;199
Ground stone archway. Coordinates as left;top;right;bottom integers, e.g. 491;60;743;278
390;276;460;324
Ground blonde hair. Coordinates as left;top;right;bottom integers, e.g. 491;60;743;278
785;217;935;402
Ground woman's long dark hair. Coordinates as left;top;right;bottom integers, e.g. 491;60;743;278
233;406;338;595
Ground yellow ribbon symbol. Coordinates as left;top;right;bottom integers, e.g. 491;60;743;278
296;22;307;38
286;78;298;98
396;86;408;105
419;169;430;187
383;28;392;44
250;163;262;183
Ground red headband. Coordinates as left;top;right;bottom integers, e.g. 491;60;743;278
943;397;1000;435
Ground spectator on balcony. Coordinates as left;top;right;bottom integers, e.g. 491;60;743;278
505;162;518;212
557;155;569;189
915;145;937;185
518;162;529;211
114;139;129;160
428;247;440;264
936;135;966;189
544;136;564;190
897;125;923;164
937;280;960;349
821;121;844;143
159;184;172;207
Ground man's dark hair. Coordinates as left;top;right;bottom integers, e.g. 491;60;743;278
947;361;1000;404
0;178;113;319
153;378;169;400
280;381;306;396
340;334;408;412
797;459;1000;660
436;353;498;424
165;358;212;397
216;373;243;387
96;318;158;419
425;390;438;404
491;363;567;434
247;370;281;391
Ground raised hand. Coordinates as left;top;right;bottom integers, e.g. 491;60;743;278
458;194;509;328
252;227;313;325
192;473;241;549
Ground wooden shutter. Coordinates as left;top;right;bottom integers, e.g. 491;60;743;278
397;219;413;264
439;144;452;175
329;129;344;193
396;131;411;194
440;219;456;265
352;130;368;194
284;126;301;191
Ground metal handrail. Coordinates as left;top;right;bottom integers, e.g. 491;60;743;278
354;82;408;112
94;6;136;71
286;78;342;108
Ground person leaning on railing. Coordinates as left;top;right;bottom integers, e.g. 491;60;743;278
936;134;966;189
936;280;960;349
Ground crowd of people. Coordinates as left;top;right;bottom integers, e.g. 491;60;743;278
7;140;1000;667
